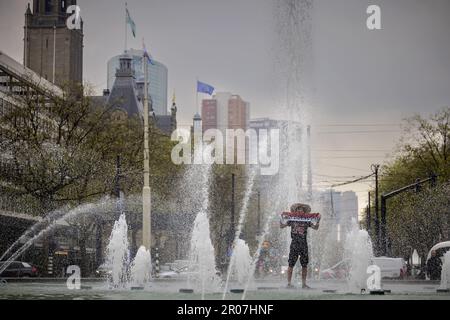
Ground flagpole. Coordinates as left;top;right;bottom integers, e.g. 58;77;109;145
53;23;56;84
194;77;202;164
196;77;199;114
142;44;152;252
125;2;127;52
24;19;27;67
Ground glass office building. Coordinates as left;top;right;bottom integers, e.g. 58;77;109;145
107;49;168;116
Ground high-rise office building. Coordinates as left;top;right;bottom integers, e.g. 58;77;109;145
201;93;250;134
328;190;359;241
107;49;168;116
24;0;83;87
201;93;250;164
341;191;359;224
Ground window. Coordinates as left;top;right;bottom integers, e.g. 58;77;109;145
46;38;49;49
34;0;40;13
45;0;53;13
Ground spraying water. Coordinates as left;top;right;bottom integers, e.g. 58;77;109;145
344;219;374;293
228;239;253;285
103;212;130;288
438;251;450;291
0;205;70;262
241;193;286;300
188;210;222;297
0;198;111;275
130;246;152;287
186;144;222;299
222;167;257;299
273;0;315;263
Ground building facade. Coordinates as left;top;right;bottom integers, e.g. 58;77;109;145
107;49;168;116
202;93;250;134
98;52;176;136
201;93;250;163
24;0;83;87
329;190;359;241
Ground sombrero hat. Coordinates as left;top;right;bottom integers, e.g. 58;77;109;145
290;203;311;213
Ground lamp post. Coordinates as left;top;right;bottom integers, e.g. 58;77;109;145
371;164;380;255
142;52;151;251
230;173;236;242
257;190;261;237
366;191;371;232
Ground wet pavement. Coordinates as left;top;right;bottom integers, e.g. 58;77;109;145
0;278;449;300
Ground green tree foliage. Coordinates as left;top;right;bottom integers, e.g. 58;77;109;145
0;79;182;216
374;107;450;259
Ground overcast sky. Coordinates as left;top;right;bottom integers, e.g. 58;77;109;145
1;0;450;212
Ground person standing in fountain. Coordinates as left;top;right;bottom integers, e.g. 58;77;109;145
280;203;320;289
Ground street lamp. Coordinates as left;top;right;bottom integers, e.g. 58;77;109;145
371;164;380;256
142;51;151;251
257;190;261;238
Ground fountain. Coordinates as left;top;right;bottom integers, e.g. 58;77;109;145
188;210;222;297
0;205;70;262
344;219;374;293
437;251;450;293
184;144;222;298
222;167;257;299
241;193;287;300
229;239;253;285
130;246;152;288
103;212;130;288
0;197;113;276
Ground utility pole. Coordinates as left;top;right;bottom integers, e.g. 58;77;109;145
330;189;335;217
257;190;261;236
306;125;313;202
231;173;236;242
371;164;380;256
142;51;152;252
366;191;371;232
52;23;56;84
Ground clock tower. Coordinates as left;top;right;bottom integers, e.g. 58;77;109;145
24;0;83;87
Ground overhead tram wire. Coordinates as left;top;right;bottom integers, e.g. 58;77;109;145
316;123;401;127
313;149;392;152
317;130;401;134
326;172;375;218
317;156;389;159
330;173;375;188
317;163;370;173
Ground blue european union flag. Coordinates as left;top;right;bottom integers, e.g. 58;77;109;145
197;81;215;95
143;46;155;66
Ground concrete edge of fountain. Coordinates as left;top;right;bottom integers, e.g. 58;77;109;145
436;289;450;293
0;277;106;283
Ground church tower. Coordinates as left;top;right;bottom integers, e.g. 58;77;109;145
24;0;83;87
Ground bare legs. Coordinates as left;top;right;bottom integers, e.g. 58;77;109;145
287;266;309;288
302;267;309;288
287;267;293;286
